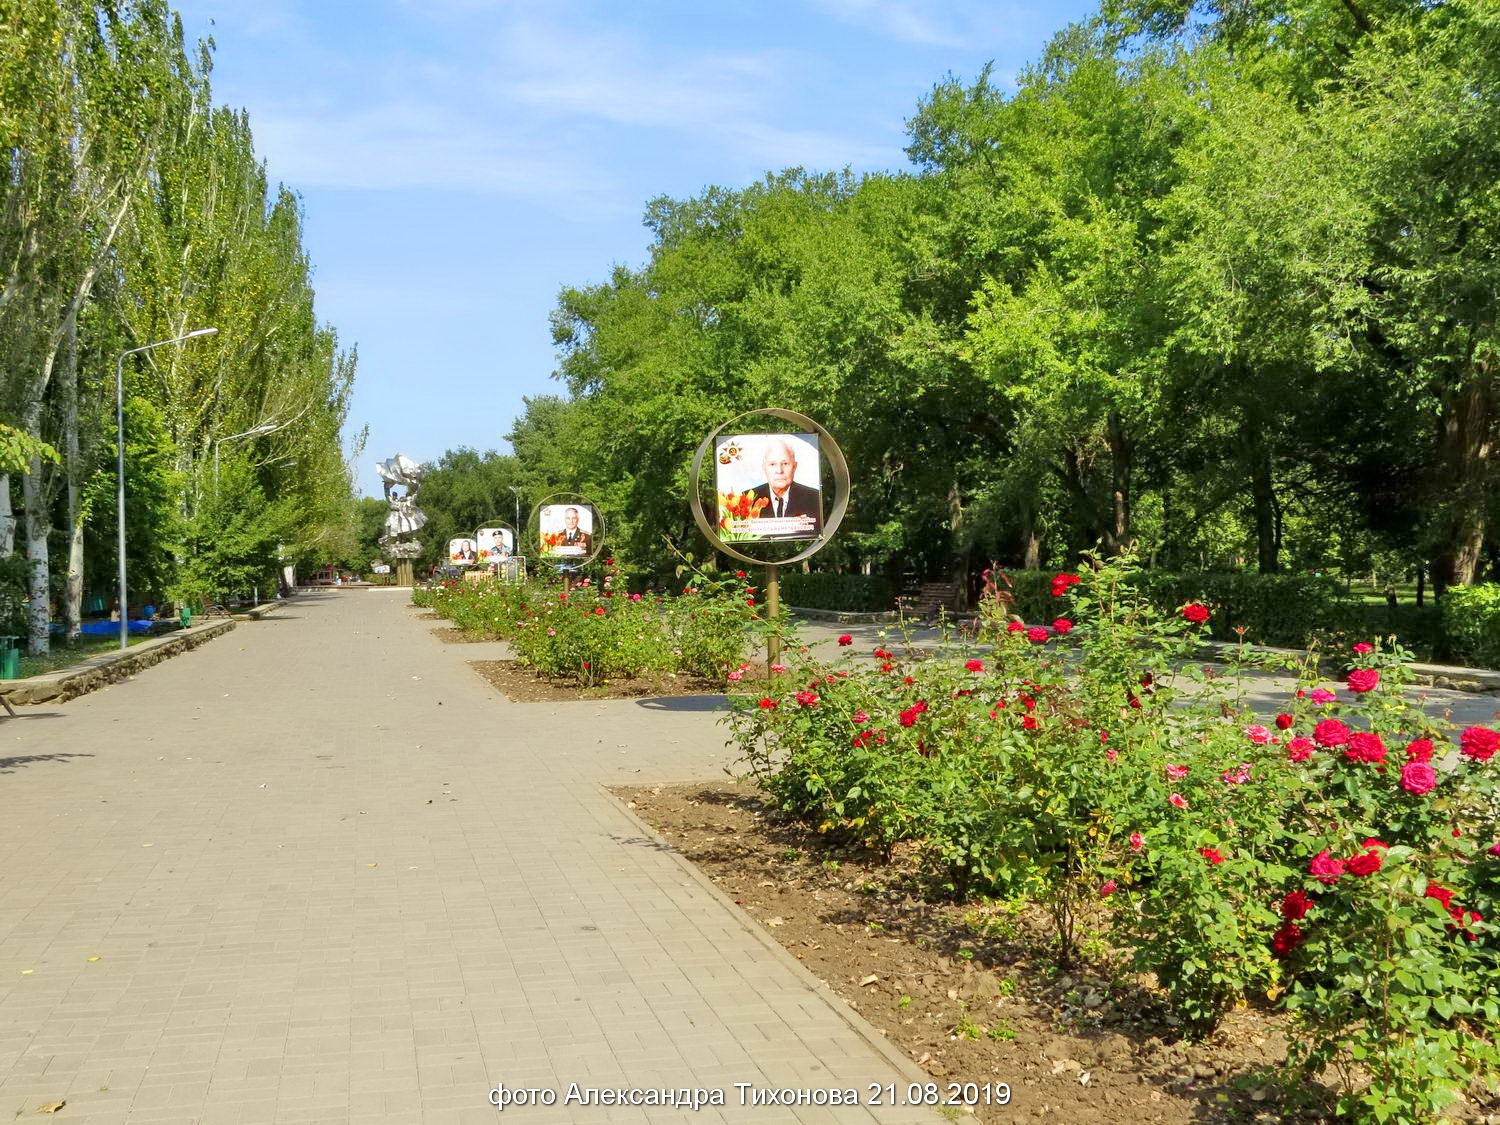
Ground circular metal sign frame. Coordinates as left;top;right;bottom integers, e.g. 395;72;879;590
689;408;849;567
531;492;605;569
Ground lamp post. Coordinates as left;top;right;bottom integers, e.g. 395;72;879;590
213;422;282;481
116;327;217;650
507;485;522;534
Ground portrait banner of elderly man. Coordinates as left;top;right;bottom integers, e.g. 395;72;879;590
714;432;823;541
538;504;595;556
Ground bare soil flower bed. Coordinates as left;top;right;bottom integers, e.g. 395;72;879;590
469;659;728;703
618;781;1332;1125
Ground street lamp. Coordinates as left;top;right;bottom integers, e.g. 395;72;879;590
506;485;522;533
116;328;217;650
213;422;282;480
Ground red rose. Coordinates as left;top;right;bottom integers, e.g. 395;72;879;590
899;708;919;728
1199;847;1225;865
795;690;819;707
965;658;984;672
1021;715;1038;730
1347;668;1380;694
1006;621;1025;634
1050;573;1080;596
1313;719;1351;748
1271;922;1304;957
837;634;853;646
1344;731;1387;764
1275;713;1294;730
1052;618;1073;634
1460;726;1499;761
1287;737;1315;762
1025;626;1047;643
873;648;892;659
1281;890;1313;920
1405;738;1434;762
757;697;779;710
1352;642;1374;655
1400;760;1437;795
1309;849;1346;884
1425;883;1456;911
1181;603;1210;624
593;606;606;615
1347;849;1384;877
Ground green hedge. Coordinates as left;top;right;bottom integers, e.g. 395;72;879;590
1441;584;1500;668
1134;571;1361;649
780;571;895;612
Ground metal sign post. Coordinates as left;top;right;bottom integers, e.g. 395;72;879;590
765;564;782;666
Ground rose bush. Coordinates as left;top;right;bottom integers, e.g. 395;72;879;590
414;564;757;687
726;552;1500;1123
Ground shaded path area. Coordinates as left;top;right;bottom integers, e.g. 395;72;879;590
0;591;933;1124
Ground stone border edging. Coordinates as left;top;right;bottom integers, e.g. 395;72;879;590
600;784;940;1100
232;601;283;621
788;606;901;624
0;619;236;704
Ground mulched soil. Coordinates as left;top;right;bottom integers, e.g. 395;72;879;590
468;659;728;703
617;782;1338;1125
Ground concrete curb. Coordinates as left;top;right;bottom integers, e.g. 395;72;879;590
789;606;902;624
600;784;940;1099
231;600;284;621
0;618;236;704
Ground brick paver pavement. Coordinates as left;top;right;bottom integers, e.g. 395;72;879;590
0;591;941;1124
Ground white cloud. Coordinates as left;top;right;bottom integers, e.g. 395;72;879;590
812;0;1036;48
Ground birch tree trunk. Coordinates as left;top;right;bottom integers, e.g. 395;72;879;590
60;307;83;639
0;477;13;556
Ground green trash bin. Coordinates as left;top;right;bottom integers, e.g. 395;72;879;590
179;606;193;628
0;637;18;681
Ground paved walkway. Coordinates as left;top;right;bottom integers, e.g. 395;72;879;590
0;591;936;1124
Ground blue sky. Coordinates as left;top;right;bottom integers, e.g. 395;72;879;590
169;0;1098;497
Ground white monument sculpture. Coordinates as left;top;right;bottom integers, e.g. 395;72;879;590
375;454;427;575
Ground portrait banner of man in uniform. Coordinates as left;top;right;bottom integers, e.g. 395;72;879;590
539;504;595;557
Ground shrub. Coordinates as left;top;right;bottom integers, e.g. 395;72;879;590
727;555;1500;1122
1442;583;1500;668
779;571;895;613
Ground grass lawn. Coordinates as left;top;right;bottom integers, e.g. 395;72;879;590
10;632;157;679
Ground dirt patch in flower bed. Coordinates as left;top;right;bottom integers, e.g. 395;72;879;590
617;781;1330;1125
432;626;488;643
469;659;729;702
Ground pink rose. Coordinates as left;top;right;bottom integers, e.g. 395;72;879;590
1166;763;1189;781
1287;737;1315;762
1168;792;1188;809
1309;849;1346;885
852;710;869;724
726;670;743;682
1400;760;1437;795
1129;831;1144;852
1352;642;1373;654
1311;688;1337;704
1244;725;1273;745
1098;879;1117;897
1222;763;1252;785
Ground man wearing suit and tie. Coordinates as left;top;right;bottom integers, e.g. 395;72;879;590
750;437;821;536
558;507;592;553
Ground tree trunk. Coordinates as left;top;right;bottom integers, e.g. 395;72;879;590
0;476;12;556
948;480;969;611
60;308;82;640
21;457;50;657
1432;368;1494;590
1019;497;1041;570
1106;411;1131;554
1244;413;1280;573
